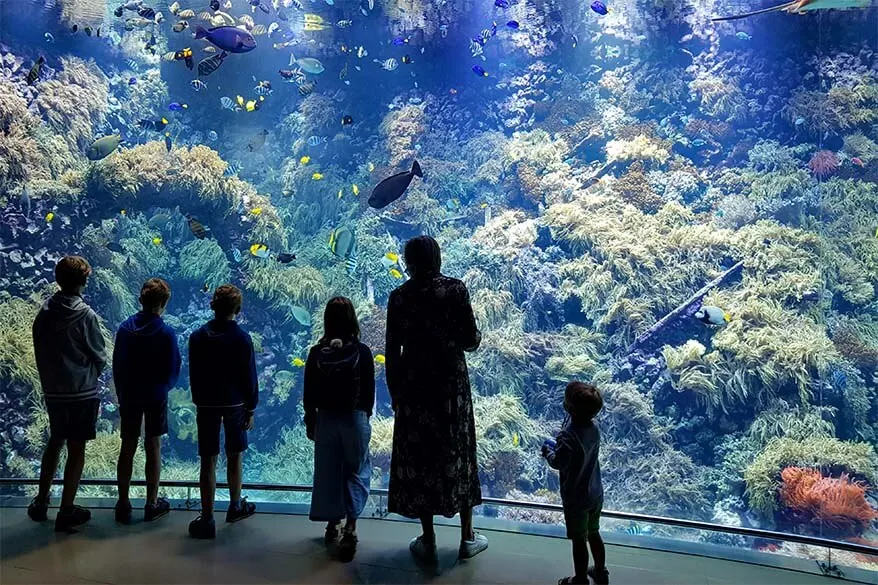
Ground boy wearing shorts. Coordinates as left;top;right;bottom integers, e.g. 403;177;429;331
113;278;181;523
30;256;108;532
543;381;608;584
187;284;258;539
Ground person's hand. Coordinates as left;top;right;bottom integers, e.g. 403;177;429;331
245;412;255;431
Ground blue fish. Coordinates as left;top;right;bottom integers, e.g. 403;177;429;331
168;102;187;111
506;20;520;29
194;26;257;54
494;0;509;7
128;77;137;85
590;0;609;15
391;36;407;46
472;64;488;77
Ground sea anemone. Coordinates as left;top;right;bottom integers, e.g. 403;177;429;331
779;466;878;536
807;150;840;179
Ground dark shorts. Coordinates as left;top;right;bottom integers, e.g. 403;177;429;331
120;400;169;440
46;398;99;442
564;500;602;540
196;406;249;457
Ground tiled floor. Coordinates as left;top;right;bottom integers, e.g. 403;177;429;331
0;507;846;584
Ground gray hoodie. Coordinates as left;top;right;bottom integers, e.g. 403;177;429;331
32;292;108;402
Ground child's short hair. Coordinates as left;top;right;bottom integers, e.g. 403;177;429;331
140;278;171;311
55;256;92;292
211;284;243;318
565;381;603;421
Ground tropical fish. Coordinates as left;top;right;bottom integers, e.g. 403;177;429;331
290;53;325;74
339;61;349;80
208;130;218;141
26;56;45;85
106;242;125;254
472;64;488;77
139;117;169;131
392;36;408;46
247;129;269;151
197;50;228;76
307;135;326;146
46;212;55;223
170;1;181;15
367;162;375;172
352;184;359;196
357;46;368;58
329;226;356;261
191;79;208;91
168;102;188;111
590;0;609;14
337;19;353;27
221;96;235;110
376;57;398;71
694;305;731;326
152;236;163;246
851;157;865;167
297;80;315;96
341;115;353;126
381;252;399;267
290;305;311;326
374;354;386;365
506;20;520;29
254;81;273;96
300;155;310;164
253;24;268;36
735;31;752;40
173;20;189;32
173;47;194;70
712;0;870;21
267;22;280;37
237;95;264;112
292;357;306;367
87;135;122;160
137;5;155;18
625;523;653;536
495;0;509;6
250;207;263;216
250;243;270;258
401;54;413;64
337;188;344;199
312;172;324;180
164;132;173;152
368;160;423;209
276;253;296;264
194;25;257;53
232;248;242;263
45;32;55;43
187;215;209;239
389;268;403;279
511;432;520;447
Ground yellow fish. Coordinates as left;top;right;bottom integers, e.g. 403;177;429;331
250;207;263;216
250;243;269;258
45;212;54;223
300;155;310;164
152;236;162;246
374;354;386;365
367;162;375;172
385;252;399;263
312;172;324;180
480;202;488;209
337;188;343;199
292;357;306;368
352;184;359;196
512;432;520;448
120;209;127;216
389;268;403;279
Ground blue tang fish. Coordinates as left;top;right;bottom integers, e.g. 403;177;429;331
194;26;257;54
591;0;610;14
472;64;488;77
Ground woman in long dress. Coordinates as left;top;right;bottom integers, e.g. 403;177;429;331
385;235;488;562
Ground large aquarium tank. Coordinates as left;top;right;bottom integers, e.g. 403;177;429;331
1;0;877;571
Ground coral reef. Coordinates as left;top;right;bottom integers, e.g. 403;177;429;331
178;239;231;290
779;467;878;537
35;57;108;153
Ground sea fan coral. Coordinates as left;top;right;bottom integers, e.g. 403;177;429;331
779;467;878;536
807;150;840;179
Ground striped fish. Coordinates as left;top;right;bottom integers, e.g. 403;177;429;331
297;80;315;96
345;250;358;275
220;96;236;110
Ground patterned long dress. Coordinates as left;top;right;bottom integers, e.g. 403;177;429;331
385;274;482;518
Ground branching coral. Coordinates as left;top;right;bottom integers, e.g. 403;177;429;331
779;467;878;536
744;436;877;517
178;239;231;290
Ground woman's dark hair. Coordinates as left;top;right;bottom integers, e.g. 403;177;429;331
404;235;441;278
322;296;360;343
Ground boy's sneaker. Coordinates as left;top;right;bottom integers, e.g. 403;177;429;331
145;497;171;522
226;497;256;523
54;505;91;533
587;566;610;584
458;532;489;559
27;497;49;522
114;501;133;524
188;515;216;539
409;535;438;564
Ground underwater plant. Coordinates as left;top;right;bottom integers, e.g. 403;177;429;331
178;239;231;291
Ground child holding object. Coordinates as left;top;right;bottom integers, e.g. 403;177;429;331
542;381;609;585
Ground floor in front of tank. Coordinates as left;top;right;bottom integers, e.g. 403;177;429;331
0;507;855;584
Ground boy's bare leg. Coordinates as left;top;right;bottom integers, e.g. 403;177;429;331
37;436;64;502
460;506;475;541
200;455;217;518
144;436;161;505
61;441;86;508
116;436;139;506
227;451;243;505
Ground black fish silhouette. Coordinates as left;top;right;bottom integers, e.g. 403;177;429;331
26;56;45;85
368;160;423;209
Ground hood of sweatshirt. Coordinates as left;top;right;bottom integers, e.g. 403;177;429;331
45;292;91;331
205;319;240;338
120;312;165;337
316;339;360;373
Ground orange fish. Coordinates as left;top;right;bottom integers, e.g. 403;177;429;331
851;157;865;167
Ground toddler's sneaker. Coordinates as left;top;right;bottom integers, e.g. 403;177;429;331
226;497;256;523
27;497;49;522
144;497;171;522
459;532;489;559
188;515;216;539
54;505;91;533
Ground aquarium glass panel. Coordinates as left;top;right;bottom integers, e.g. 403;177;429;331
0;0;876;570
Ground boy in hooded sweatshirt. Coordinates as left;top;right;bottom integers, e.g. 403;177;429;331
112;278;181;524
30;256;108;532
187;284;258;539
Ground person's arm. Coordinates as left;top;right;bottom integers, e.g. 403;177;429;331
243;334;259;414
384;290;402;411
544;430;575;471
361;344;375;416
168;330;182;389
453;281;481;352
112;329;128;403
302;348;319;439
85;310;109;370
188;333;203;404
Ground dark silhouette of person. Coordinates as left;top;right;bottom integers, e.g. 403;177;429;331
385;235;488;563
